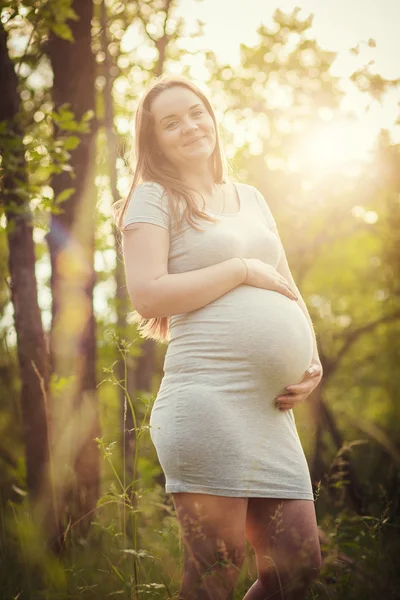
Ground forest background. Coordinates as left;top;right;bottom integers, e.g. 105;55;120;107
1;0;400;598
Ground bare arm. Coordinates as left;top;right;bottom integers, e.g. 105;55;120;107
122;222;246;318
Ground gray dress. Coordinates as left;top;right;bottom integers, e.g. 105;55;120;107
123;181;314;500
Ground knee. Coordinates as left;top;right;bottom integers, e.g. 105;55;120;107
306;544;322;577
290;558;321;596
290;550;322;583
184;537;246;577
215;540;246;572
209;542;246;594
308;552;322;582
258;550;321;589
303;559;321;587
181;540;245;600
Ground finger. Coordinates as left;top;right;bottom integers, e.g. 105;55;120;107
275;398;300;407
286;381;315;394
280;276;291;286
306;365;322;377
276;397;300;405
278;280;294;293
277;282;298;300
278;278;297;297
276;394;298;402
284;383;308;392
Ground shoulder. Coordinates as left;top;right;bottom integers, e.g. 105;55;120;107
129;181;170;211
233;182;261;206
233;182;259;197
131;180;167;199
244;183;260;197
245;184;277;228
123;180;170;231
240;184;270;209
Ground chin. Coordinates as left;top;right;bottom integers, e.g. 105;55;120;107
187;152;213;163
185;142;213;156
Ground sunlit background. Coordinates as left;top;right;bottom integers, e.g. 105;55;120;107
2;4;400;595
100;0;400;324
2;0;400;333
117;0;400;168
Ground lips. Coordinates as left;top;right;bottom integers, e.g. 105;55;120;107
184;135;205;146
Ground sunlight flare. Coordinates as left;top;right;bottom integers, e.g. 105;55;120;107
297;120;374;170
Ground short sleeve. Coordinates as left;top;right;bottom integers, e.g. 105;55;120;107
122;181;170;232
253;186;278;231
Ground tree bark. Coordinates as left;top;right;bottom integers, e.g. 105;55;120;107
0;22;50;501
45;0;100;547
99;0;137;484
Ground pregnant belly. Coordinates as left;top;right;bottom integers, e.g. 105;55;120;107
165;284;314;392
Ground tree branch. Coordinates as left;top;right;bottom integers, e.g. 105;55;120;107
334;309;400;369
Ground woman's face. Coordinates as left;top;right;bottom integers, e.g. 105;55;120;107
150;86;216;171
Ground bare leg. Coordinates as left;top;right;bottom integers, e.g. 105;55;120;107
243;498;321;600
171;492;248;600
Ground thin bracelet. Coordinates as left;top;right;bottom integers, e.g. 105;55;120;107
237;257;248;282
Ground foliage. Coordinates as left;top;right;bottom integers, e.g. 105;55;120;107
0;0;400;598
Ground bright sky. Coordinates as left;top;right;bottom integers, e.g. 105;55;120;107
3;0;400;338
180;0;400;141
182;0;400;77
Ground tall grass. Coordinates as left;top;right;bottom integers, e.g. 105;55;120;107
1;331;399;599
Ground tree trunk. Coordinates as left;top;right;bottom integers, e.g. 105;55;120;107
99;0;136;483
0;23;50;502
45;0;100;547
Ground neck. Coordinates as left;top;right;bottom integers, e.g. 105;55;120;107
178;161;216;196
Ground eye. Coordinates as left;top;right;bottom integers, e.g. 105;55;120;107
192;109;204;117
165;121;178;129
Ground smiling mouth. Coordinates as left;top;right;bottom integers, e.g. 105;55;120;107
184;136;205;146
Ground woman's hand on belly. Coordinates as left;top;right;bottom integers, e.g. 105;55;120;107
243;258;299;301
275;363;323;411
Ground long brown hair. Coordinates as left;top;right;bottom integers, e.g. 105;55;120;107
112;74;233;343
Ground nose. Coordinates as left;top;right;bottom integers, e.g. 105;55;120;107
182;118;199;134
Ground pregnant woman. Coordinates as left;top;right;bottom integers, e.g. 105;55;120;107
116;74;323;600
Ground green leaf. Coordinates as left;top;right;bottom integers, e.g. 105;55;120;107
64;135;81;150
51;23;74;42
66;8;80;21
82;109;95;123
55;188;75;204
